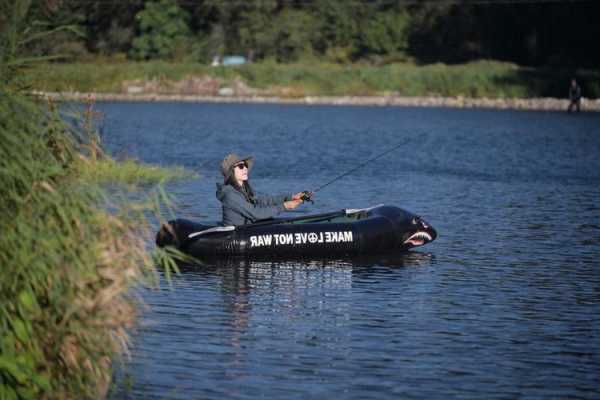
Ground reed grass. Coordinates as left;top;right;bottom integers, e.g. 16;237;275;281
28;59;600;98
1;72;189;400
77;157;194;185
1;3;192;398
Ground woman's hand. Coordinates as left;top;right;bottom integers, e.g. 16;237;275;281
284;199;303;210
292;191;314;202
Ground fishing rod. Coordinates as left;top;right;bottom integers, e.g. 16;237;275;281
300;138;411;202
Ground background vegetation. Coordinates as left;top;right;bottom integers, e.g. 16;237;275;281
1;1;190;399
28;59;600;98
20;0;600;99
21;0;599;67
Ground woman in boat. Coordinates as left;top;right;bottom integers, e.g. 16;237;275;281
216;153;310;226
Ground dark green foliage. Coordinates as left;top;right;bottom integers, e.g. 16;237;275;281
130;0;191;60
357;10;409;59
81;0;143;56
406;1;600;68
270;9;320;62
12;0;599;67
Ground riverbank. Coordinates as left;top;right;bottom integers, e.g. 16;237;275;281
34;90;600;112
29;60;600;103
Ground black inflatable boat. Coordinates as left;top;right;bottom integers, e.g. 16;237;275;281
156;205;437;259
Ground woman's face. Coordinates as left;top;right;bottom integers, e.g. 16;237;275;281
233;161;249;184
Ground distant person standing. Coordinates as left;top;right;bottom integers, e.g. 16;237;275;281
568;78;582;113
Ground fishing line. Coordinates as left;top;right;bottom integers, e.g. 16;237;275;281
301;137;412;202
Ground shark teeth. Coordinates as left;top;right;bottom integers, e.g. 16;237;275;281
404;231;432;245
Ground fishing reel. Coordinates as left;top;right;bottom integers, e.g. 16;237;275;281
300;190;314;203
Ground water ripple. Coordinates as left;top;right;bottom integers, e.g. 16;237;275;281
101;103;600;399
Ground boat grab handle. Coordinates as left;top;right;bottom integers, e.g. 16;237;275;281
344;204;384;215
188;226;235;238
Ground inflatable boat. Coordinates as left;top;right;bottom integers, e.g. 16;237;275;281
156;205;437;259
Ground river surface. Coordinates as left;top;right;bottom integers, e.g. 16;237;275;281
97;102;600;399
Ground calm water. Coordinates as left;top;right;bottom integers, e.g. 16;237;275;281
98;102;600;399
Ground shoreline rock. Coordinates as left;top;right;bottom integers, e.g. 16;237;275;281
33;91;600;112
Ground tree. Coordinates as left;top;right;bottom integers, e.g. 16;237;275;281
270;9;319;62
357;10;409;59
130;0;191;61
312;1;358;50
236;1;279;60
81;0;144;56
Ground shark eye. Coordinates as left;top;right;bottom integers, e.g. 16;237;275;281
412;217;418;225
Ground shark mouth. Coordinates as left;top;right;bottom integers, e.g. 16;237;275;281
403;231;433;246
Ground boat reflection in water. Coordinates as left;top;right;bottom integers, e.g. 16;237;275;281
173;251;435;303
157;251;434;378
175;250;435;278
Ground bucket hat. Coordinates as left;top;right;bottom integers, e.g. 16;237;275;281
220;153;254;182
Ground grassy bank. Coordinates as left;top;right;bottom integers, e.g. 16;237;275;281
29;60;600;99
0;89;189;399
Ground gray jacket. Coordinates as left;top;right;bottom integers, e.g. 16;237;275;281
216;183;292;226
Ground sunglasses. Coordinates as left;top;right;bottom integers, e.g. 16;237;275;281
234;162;248;170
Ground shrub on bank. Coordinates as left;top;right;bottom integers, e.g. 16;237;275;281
0;91;186;399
